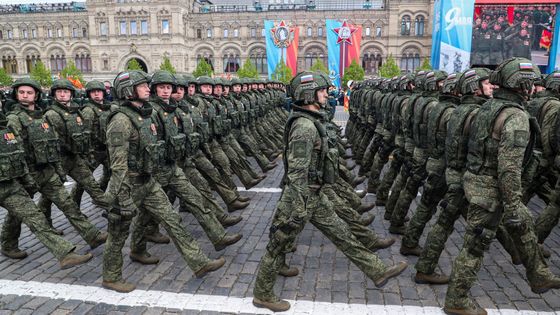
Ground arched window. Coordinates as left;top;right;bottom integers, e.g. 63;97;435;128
362;50;382;75
401;15;411;35
223;53;240;73
25;52;41;73
1;53;17;74
196;51;214;71
304;47;327;70
249;48;267;74
400;49;421;73
415;16;425;36
50;53;67;73
307;27;312;37
75;52;92;73
375;25;382;37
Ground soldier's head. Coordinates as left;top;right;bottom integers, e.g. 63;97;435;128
424;70;448;92
414;70;427;90
490;57;540;99
481;21;488;29
290;71;330;109
441;73;459;95
475;18;482;26
172;75;187;101
196;76;214;95
458;67;493;98
11;78;42;107
150;70;177;103
213;78;223;97
533;74;546;94
222;79;231;96
231;78;242;93
50;79;76;105
521;21;528;29
184;74;196;96
544;72;560;94
520;28;528;37
497;16;505;23
493;23;501;31
399;74;415;91
85;80;106;104
113;70;151;102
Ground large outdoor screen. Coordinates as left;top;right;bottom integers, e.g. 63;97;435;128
470;4;556;66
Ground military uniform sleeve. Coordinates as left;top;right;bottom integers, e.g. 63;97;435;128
284;118;318;219
6;114;23;135
104;113;132;203
497;108;530;213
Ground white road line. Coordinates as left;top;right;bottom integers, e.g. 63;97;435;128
0;280;550;315
237;187;283;193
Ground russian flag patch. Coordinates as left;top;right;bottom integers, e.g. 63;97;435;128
301;74;314;83
519;63;533;70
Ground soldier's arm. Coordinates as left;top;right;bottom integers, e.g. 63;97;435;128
284;118;317;219
497;108;530;214
6;114;23;135
104;113;132;203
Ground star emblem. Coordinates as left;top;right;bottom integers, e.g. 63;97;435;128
334;20;357;45
271;20;294;48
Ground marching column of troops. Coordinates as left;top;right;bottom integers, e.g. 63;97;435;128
1;56;560;315
346;57;560;315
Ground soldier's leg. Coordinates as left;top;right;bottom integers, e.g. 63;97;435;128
535;183;560;244
68;157;108;206
168;169;228;247
391;151;428;229
402;160;447;249
103;210;132;283
445;203;500;311
2;185;74;260
1;213;22;253
194;151;239;205
70;159;101;206
368;143;395;193
335;178;362;210
39;172;101;246
359;136;381;176
133;179;210;272
415;186;467;276
385;166;408;217
221;141;259;187
310;192;389;281
376;148;403;205
209;140;238;188
238;131;273;171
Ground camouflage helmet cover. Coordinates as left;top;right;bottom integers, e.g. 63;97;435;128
457;67;491;95
290;71;330;104
113;70;150;100
50;78;76;97
490;57;540;91
544;71;560;92
11;77;42;101
424;70;448;91
441;72;459;94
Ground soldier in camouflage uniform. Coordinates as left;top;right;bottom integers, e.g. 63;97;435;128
0;110;92;268
70;80;114;207
39;79;111;222
101;71;225;293
527;72;560;256
185;76;250;211
253;71;407;312
444;58;560;315
400;73;460;256
389;70;447;234
414;68;494;285
2;78;107;251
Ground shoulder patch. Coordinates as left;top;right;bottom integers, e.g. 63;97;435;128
110;132;125;146
292;140;309;158
514;130;529;147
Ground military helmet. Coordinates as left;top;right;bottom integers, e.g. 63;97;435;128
399;73;415;91
150;70;177;91
11;77;42;101
544;71;560;93
196;76;214;86
414;70;427;89
441;73;459;94
230;77;242;86
50;79;76;98
213;78;224;87
85;80;107;98
184;74;196;85
424;70;448;91
222;79;232;87
290;71;330;104
457;68;491;95
534;74;546;87
490;57;540;91
113;70;150;100
175;75;188;88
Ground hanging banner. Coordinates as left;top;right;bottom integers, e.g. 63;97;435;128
326;19;362;89
430;0;476;73
264;20;299;79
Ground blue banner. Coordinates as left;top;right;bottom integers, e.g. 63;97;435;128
264;20;280;79
326;19;342;89
431;0;475;73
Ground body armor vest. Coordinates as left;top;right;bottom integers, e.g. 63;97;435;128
282;107;338;186
185;97;210;143
527;95;560;155
381;92;398;131
467;98;534;176
47;103;91;155
111;105;165;174
152;101;186;163
413;96;439;148
10;107;61;167
84;102;113;151
404;92;423;139
427;96;459;158
176;104;201;156
0;126;27;181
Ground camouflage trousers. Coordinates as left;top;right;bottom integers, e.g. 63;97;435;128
0;179;74;260
193;149;239;205
142;165;227;249
182;159;230;223
235;128;272;171
103;175;210;282
402;157;447;249
70;151;110;206
535;178;560;244
322;184;381;250
359;132;383;176
445;199;551;309
220;136;260;187
2;166;100;249
391;147;429;227
334;177;362;210
367;136;396;193
385;144;414;215
245;126;275;158
207;140;238;189
39;155;107;212
253;188;388;301
376;146;403;205
355;128;375;162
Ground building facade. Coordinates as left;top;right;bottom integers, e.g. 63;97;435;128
0;0;433;81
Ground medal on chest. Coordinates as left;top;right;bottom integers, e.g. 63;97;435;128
41;122;50;132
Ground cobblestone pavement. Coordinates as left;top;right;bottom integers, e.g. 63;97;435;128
0;107;558;314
